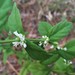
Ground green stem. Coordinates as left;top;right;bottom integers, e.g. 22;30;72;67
0;39;19;43
26;38;44;42
0;38;44;44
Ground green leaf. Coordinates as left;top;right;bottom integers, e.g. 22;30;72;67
26;40;51;61
0;8;11;19
0;16;8;27
20;61;50;75
42;54;59;65
53;58;70;73
6;3;24;33
57;50;74;60
38;21;52;36
1;0;13;9
49;20;72;42
0;0;4;7
0;0;13;32
64;39;75;51
63;39;75;58
28;62;50;75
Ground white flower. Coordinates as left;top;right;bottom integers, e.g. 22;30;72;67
57;46;61;50
12;31;27;48
13;31;25;41
20;42;27;48
39;41;42;46
69;61;72;64
12;42;20;47
64;59;66;63
39;35;49;47
56;46;67;51
63;47;67;51
50;45;54;49
64;59;72;65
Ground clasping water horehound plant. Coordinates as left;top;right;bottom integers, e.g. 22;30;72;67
0;0;75;75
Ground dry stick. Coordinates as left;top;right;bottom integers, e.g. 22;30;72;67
7;60;19;75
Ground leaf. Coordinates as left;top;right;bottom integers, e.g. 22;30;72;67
6;3;24;33
26;40;51;61
0;0;13;32
28;62;50;75
1;0;13;9
57;50;74;60
53;58;70;73
0;16;8;27
38;21;52;36
63;39;75;58
0;0;4;7
49;20;72;42
42;54;59;65
64;39;75;51
20;61;50;75
0;8;11;19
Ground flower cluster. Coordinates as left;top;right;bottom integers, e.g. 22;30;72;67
39;35;49;47
57;46;67;51
64;59;72;65
12;31;27;48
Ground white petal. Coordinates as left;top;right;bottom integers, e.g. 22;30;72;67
57;46;61;50
42;36;45;38
44;41;47;44
69;61;72;64
39;42;42;46
50;45;54;49
13;31;19;36
64;47;67;51
12;42;20;47
23;43;27;48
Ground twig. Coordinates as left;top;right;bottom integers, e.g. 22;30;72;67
7;60;19;75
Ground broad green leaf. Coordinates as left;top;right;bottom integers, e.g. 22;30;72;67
49;20;72;42
0;8;11;19
26;40;51;61
63;39;75;58
0;0;5;8
57;50;75;60
0;16;8;27
1;0;13;9
28;62;50;75
38;21;52;36
0;0;13;32
6;3;24;33
53;58;70;73
64;39;75;51
20;61;50;75
42;54;59;65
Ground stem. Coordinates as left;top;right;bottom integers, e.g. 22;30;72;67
0;38;44;44
26;38;44;42
0;39;19;43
